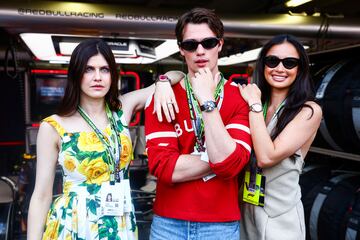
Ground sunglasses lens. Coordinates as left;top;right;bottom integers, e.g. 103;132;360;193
264;56;280;68
180;40;198;51
180;38;219;52
201;38;219;49
265;56;299;69
282;58;299;69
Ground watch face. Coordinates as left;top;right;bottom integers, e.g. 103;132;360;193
201;101;217;112
250;103;262;112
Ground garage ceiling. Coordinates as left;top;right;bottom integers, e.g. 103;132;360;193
0;0;360;66
48;0;360;16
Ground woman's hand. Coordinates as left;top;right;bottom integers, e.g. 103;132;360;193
153;81;179;122
190;68;220;104
238;83;262;105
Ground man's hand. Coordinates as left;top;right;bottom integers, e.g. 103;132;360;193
190;68;220;104
153;81;179;122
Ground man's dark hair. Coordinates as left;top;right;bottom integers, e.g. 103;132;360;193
57;39;120;116
175;8;224;43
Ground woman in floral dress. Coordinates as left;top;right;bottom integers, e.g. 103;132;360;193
27;39;181;240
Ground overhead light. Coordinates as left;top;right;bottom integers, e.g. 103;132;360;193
59;42;79;55
49;60;70;64
153;40;179;62
288;11;308;16
218;47;262;66
20;33;179;64
218;45;309;66
286;0;312;7
21;33;57;60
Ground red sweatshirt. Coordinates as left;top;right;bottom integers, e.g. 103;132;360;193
144;79;251;222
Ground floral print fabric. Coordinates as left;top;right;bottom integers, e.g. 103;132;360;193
42;111;137;240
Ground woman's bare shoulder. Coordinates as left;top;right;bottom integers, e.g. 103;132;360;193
304;101;322;119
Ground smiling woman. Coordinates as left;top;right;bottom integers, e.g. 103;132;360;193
239;34;322;240
263;41;300;91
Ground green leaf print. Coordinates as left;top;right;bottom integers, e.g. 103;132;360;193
62;134;79;150
58;224;64;234
75;233;85;240
87;198;100;215
98;216;119;240
86;183;101;194
62;141;72;151
71;134;80;152
61;206;67;220
89;151;106;161
130;212;137;232
115;111;124;132
67;197;74;209
77;152;94;161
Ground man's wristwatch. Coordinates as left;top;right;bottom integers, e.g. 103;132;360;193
155;74;171;84
249;103;263;113
200;101;217;112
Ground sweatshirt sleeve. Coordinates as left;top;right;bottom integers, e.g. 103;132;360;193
209;102;252;179
144;95;180;185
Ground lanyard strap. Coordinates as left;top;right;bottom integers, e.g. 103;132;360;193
251;99;286;172
263;99;286;121
77;104;122;182
184;73;225;152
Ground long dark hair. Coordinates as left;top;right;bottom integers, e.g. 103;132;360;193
254;34;315;141
57;39;120;116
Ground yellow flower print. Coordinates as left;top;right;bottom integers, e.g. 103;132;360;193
104;126;111;137
120;134;133;169
77;132;105;152
64;155;76;172
44;117;65;136
119;216;126;229
78;158;109;185
65;233;72;240
91;223;98;233
72;208;78;232
42;219;59;240
63;181;73;195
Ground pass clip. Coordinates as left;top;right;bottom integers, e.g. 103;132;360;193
242;152;265;207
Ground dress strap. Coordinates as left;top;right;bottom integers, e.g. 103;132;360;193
42;116;66;137
113;109;127;133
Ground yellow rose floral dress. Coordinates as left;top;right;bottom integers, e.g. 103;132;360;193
42;110;137;240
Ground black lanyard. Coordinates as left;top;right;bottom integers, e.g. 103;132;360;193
77;104;122;184
184;73;225;152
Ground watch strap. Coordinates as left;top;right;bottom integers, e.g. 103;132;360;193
155;74;171;84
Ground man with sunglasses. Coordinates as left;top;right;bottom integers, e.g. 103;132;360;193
145;8;251;240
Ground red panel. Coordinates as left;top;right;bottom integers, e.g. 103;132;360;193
228;74;251;84
0;141;25;146
31;69;68;75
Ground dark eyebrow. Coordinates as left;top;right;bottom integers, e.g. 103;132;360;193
85;65;109;68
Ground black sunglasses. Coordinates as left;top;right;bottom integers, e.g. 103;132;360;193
264;56;300;70
179;37;220;52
